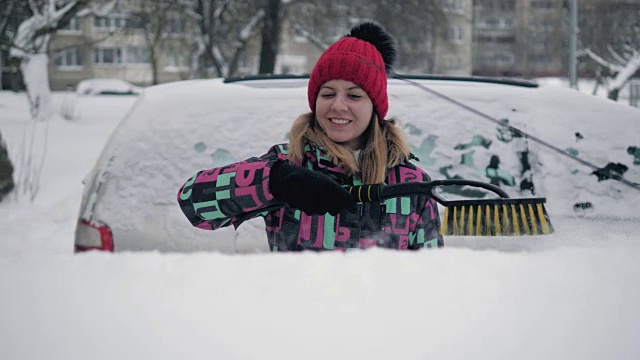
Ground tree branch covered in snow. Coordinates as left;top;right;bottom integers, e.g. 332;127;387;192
583;48;624;72
0;0;17;41
32;0;91;43
6;0;105;202
578;1;640;101
583;47;640;100
608;52;640;93
187;0;265;78
290;24;330;51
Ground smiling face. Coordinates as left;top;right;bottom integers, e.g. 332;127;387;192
315;79;375;150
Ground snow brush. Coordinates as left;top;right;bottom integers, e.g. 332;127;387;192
348;179;554;236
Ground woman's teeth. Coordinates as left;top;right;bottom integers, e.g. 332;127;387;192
331;119;349;124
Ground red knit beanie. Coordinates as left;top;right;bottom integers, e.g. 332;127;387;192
308;22;396;121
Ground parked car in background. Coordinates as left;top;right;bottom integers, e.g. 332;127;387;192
75;78;143;96
74;75;640;253
60;79;141;121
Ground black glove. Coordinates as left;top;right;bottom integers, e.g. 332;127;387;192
269;160;355;215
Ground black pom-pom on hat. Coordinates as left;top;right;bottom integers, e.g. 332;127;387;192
346;22;397;73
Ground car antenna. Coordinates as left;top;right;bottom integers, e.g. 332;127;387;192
391;73;640;193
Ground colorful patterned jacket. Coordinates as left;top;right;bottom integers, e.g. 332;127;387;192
178;141;443;251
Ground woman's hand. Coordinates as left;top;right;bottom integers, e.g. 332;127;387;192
269;160;355;215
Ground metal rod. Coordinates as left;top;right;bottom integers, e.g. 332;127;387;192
393;75;640;192
569;0;579;89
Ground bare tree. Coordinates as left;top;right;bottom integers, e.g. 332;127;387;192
187;0;264;78
185;0;449;77
10;0;93;121
125;0;189;84
0;0;32;90
258;0;282;74
371;0;445;73
0;0;32;48
579;0;640;100
7;0;116;201
266;0;447;74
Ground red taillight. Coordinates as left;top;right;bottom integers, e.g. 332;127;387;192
74;220;114;253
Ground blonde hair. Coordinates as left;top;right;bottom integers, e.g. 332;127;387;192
288;113;411;184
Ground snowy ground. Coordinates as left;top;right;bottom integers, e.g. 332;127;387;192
1;87;639;360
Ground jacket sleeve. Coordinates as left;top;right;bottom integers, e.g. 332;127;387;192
410;171;444;249
177;145;287;231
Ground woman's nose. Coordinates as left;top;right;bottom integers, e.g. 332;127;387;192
331;95;348;111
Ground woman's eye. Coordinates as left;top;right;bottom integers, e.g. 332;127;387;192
321;93;335;98
349;94;362;99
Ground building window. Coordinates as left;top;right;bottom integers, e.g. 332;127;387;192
94;47;152;65
443;55;463;70
528;54;551;64
126;13;146;29
126;47;150;64
481;52;515;66
481;17;513;29
54;48;83;68
530;0;554;9
499;0;515;10
477;34;515;43
494;52;515;66
483;0;516;10
447;24;464;43
165;52;189;72
94;47;123;65
58;17;81;33
443;0;464;13
166;17;187;35
528;17;553;31
169;53;188;68
94;14;127;31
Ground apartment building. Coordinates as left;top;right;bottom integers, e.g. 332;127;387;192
49;8;318;90
15;1;630;91
48;5;195;91
472;0;566;77
276;2;475;77
436;0;474;75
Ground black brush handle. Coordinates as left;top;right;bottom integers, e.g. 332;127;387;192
234;179;510;225
349;179;510;207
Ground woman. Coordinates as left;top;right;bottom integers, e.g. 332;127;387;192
178;22;443;251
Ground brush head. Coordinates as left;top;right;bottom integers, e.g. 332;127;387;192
440;198;553;236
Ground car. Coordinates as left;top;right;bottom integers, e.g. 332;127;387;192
59;78;143;121
74;74;640;253
75;78;143;96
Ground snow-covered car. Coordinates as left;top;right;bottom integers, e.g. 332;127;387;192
75;78;143;96
74;75;640;253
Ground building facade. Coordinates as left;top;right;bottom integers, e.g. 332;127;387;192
472;0;566;77
48;4;194;90
275;1;476;77
13;1;637;91
436;0;474;75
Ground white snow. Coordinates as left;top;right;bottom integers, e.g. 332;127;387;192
1;81;640;359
